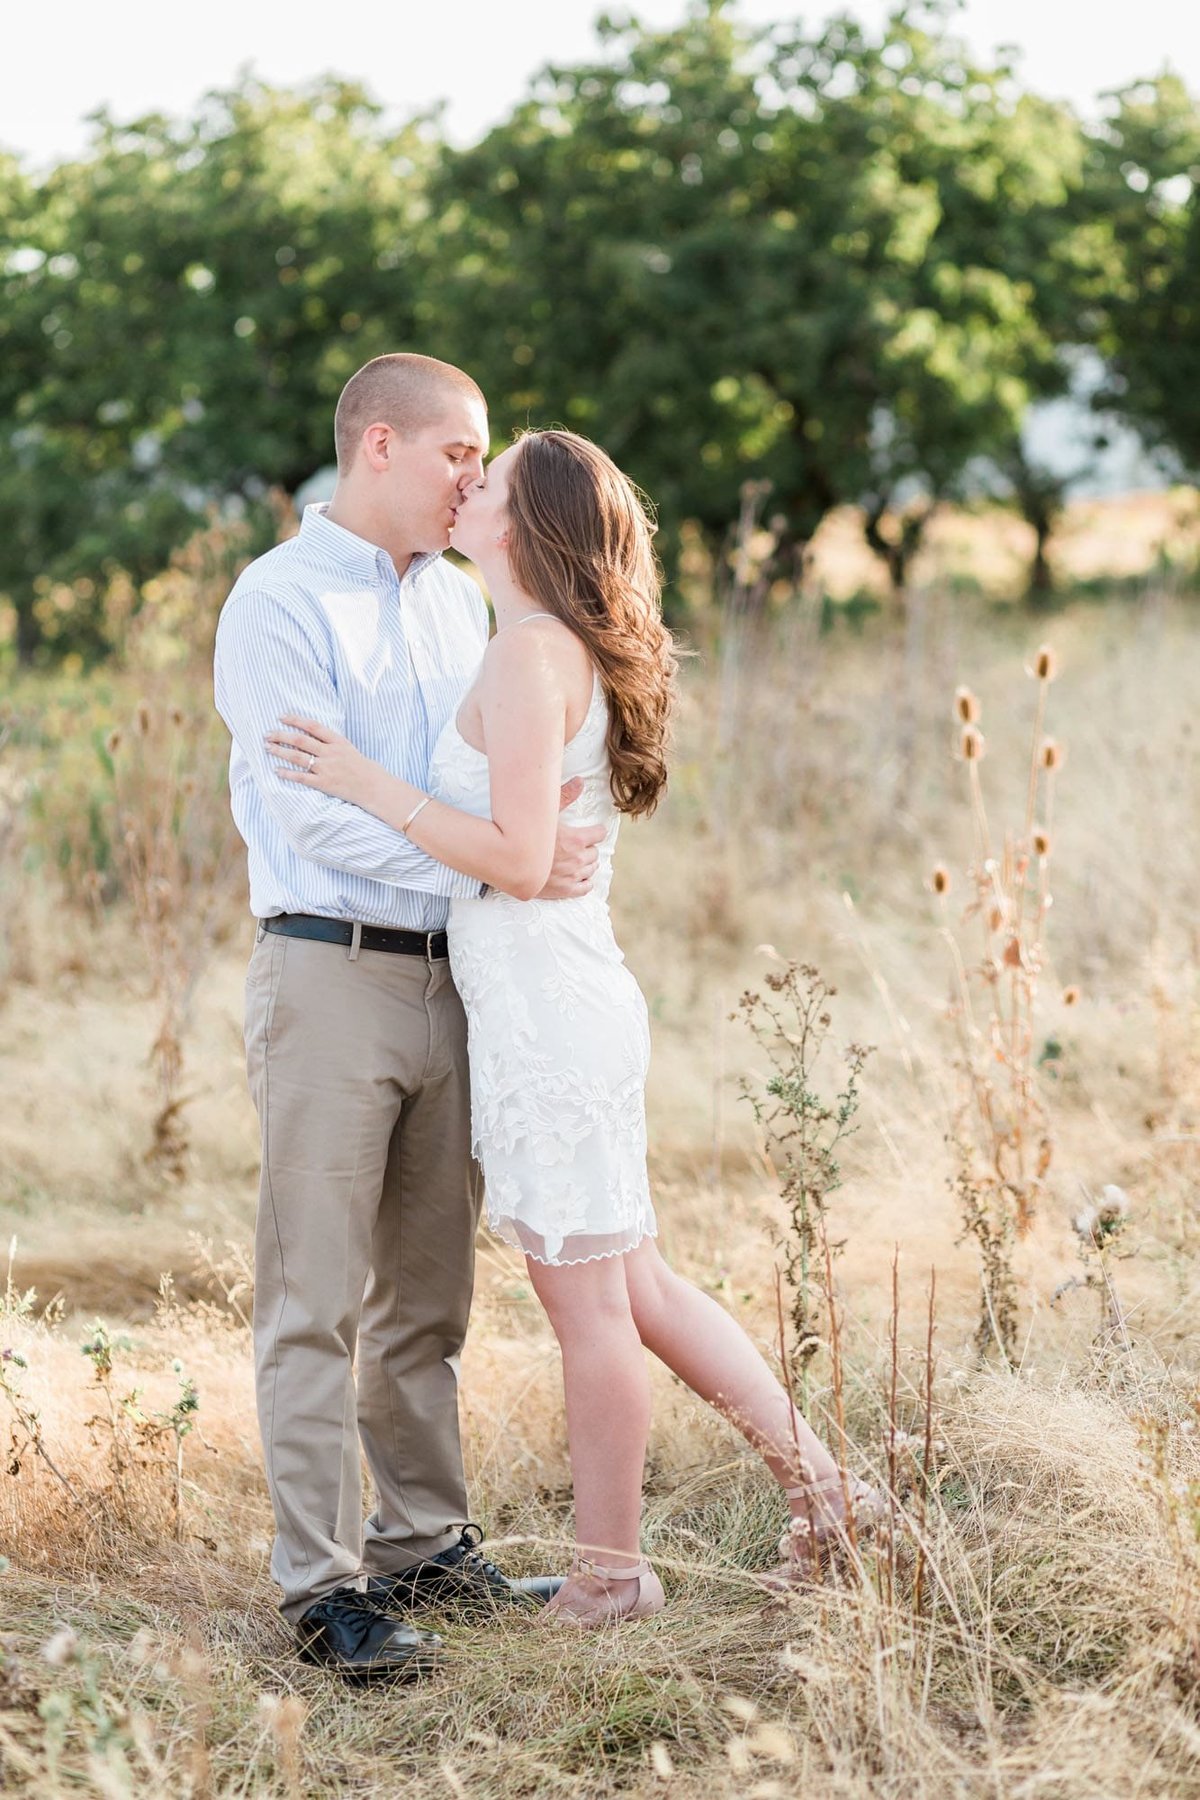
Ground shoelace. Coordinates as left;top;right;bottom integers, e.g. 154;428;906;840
455;1523;507;1583
321;1586;403;1619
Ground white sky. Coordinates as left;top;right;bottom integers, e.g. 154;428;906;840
4;0;1198;171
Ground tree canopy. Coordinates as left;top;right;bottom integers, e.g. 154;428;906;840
0;2;1195;661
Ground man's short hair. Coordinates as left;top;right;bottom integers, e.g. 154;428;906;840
333;353;485;473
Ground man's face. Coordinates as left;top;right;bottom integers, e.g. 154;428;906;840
382;395;489;555
449;442;518;566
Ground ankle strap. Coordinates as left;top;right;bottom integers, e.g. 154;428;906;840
575;1554;652;1583
783;1472;851;1503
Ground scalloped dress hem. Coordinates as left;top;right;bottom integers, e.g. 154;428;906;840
491;1221;658;1268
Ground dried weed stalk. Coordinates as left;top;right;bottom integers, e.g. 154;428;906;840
1052;1183;1136;1358
1138;1401;1200;1701
736;960;871;1402
101;695;240;1177
932;646;1064;1361
0;723;33;999
1;1242;78;1503
80;1322;200;1538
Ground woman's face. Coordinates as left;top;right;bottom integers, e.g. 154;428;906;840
449;442;519;567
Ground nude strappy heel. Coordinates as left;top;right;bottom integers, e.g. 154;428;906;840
758;1471;890;1591
539;1554;666;1627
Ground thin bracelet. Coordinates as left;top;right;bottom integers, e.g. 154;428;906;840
400;795;433;835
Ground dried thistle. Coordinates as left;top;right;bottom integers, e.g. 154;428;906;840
100;692;242;1176
735;962;871;1398
1031;644;1058;682
934;649;1075;1360
1058;1183;1135;1355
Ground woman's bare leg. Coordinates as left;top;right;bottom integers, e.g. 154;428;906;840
622;1238;842;1513
526;1251;651;1614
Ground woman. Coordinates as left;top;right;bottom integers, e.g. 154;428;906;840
267;429;882;1625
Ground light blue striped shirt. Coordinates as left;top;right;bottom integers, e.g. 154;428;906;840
214;504;489;929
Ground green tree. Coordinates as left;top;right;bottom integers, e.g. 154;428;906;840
0;77;436;663
430;2;1099;595
1083;75;1200;478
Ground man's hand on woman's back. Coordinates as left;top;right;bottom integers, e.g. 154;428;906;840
538;778;603;900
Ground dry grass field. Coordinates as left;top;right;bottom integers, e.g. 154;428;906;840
1;511;1199;1797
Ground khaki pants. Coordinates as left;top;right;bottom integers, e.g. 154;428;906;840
244;928;481;1623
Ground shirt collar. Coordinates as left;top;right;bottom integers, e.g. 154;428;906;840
298;504;444;587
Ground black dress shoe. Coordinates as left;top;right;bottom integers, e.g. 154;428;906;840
368;1524;566;1615
295;1586;442;1684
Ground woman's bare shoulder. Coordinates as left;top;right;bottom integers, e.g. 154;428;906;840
483;614;592;695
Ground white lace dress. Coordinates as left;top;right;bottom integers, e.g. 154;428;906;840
428;668;657;1265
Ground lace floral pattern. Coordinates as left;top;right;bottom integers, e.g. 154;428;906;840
429;674;657;1264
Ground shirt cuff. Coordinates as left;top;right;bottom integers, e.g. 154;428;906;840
443;863;486;900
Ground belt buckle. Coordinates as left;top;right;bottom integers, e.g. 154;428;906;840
425;930;437;960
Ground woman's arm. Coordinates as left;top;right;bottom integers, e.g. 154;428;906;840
217;588;481;898
267;633;572;901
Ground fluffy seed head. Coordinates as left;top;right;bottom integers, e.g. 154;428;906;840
955;686;981;723
1099;1184;1130;1224
42;1625;79;1667
1072;1205;1098;1241
650;1743;675;1780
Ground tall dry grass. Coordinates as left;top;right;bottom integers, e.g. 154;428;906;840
1;559;1199;1796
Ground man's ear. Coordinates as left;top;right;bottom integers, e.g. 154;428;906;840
361;422;392;472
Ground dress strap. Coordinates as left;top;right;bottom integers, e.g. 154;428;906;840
507;611;564;629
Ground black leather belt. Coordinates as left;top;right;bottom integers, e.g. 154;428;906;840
261;913;449;959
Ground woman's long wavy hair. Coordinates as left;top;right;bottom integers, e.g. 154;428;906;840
505;429;678;817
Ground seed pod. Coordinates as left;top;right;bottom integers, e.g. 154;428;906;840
1033;828;1051;856
1040;738;1063;770
961;725;986;761
1062;984;1080;1005
135;700;152;736
930;864;951;895
1033;644;1058;681
1099;1184;1130;1225
955;686;980;723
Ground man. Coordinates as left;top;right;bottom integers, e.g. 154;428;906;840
215;354;599;1683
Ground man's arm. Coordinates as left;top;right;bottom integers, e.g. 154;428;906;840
214;589;480;898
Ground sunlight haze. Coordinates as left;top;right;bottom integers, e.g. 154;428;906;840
6;0;1199;170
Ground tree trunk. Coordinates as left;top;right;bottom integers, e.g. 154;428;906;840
14;600;40;667
864;502;930;598
1026;508;1055;606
